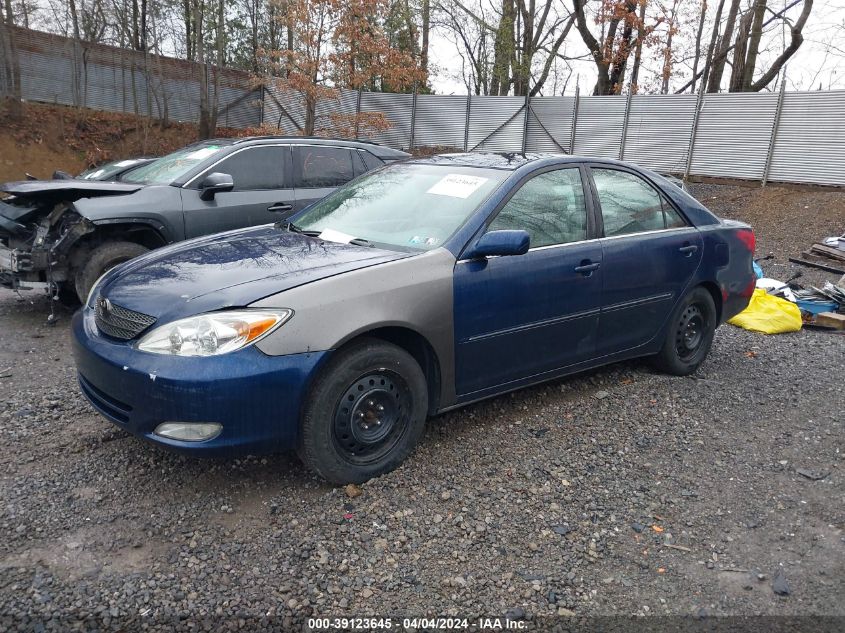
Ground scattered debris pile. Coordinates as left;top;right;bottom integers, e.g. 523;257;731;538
789;233;845;276
742;239;845;333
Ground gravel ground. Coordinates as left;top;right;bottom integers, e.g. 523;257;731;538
1;184;844;631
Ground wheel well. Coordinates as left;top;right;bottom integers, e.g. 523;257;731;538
91;224;168;250
342;327;442;415
699;281;723;323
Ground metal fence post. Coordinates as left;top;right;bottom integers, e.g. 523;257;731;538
569;84;580;154
619;90;632;160
408;84;418;151
762;79;787;187
463;94;471;151
521;92;530;154
354;87;362;139
684;85;705;182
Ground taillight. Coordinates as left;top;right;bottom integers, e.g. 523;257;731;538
737;229;756;253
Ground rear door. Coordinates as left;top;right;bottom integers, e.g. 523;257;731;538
181;144;294;238
453;166;603;396
588;166;703;356
291;145;357;212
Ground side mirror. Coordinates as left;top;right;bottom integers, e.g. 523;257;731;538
199;172;234;201
464;230;530;259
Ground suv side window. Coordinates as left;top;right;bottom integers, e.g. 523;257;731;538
294;146;355;188
488;168;588;249
210;146;289;191
592;168;685;236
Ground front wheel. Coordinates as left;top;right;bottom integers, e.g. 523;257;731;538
74;241;149;302
298;338;428;484
651;286;717;376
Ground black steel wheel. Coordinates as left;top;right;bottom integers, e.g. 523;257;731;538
332;371;413;466
652;286;717;376
298;338;428;484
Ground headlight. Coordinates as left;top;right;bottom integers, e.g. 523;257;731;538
136;309;292;356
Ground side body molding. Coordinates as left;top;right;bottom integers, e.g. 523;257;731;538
251;247;458;408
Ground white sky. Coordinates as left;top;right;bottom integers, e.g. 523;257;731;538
427;0;845;95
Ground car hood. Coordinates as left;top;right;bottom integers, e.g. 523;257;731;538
1;179;143;201
99;226;410;323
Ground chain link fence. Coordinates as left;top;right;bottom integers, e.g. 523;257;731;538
2;26;844;187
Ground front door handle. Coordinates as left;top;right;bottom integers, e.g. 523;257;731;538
268;202;293;213
574;260;601;275
678;244;699;256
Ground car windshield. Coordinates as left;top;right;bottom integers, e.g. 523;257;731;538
123;144;227;185
78;160;143;181
295;163;507;251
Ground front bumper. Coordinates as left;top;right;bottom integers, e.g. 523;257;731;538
72;309;329;456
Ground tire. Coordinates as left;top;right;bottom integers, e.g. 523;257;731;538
651;286;717;376
298;338;428;484
74;241;148;302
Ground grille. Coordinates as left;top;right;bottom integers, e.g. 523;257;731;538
95;296;156;340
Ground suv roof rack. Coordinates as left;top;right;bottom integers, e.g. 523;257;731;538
229;135;381;146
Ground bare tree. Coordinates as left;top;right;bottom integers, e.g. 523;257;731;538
1;0;23;118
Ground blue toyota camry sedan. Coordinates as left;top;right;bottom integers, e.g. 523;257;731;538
72;153;756;483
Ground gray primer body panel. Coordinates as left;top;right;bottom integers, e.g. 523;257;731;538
252;247;457;408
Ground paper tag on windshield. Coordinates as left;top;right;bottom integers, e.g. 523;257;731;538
426;174;488;199
186;146;220;160
319;228;357;244
114;160;136;167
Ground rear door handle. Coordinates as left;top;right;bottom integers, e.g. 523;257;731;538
268;203;293;213
679;244;699;256
574;261;601;275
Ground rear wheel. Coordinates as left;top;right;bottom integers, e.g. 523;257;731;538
651;286;717;376
74;241;148;302
298;338;428;484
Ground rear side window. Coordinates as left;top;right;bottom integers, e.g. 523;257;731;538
294;146;355;188
359;151;384;171
488;168;588;248
592;168;685;236
211;146;289;191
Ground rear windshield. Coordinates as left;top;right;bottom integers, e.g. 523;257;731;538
295;163;507;251
123;144;227;185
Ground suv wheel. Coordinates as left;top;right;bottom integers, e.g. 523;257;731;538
74;241;148;302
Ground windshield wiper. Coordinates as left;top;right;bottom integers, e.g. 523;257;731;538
283;221;320;237
285;222;373;246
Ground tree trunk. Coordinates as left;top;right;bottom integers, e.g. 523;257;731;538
707;0;741;92
629;1;648;94
194;0;212;139
740;0;768;90
420;0;430;77
661;0;680;94
728;10;753;92
690;0;708;93
490;0;514;95
1;0;22;119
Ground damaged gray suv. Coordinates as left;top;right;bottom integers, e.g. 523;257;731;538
0;137;408;303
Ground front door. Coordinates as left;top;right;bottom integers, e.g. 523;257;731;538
182;145;295;238
588;166;704;356
291;145;358;212
453;166;603;397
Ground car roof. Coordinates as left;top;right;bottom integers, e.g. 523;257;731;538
199;136;410;158
406;152;617;170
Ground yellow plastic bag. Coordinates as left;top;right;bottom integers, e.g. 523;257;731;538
728;288;802;334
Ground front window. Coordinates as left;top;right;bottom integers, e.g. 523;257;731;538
488;168;588;248
295;163;507;251
124;143;229;185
